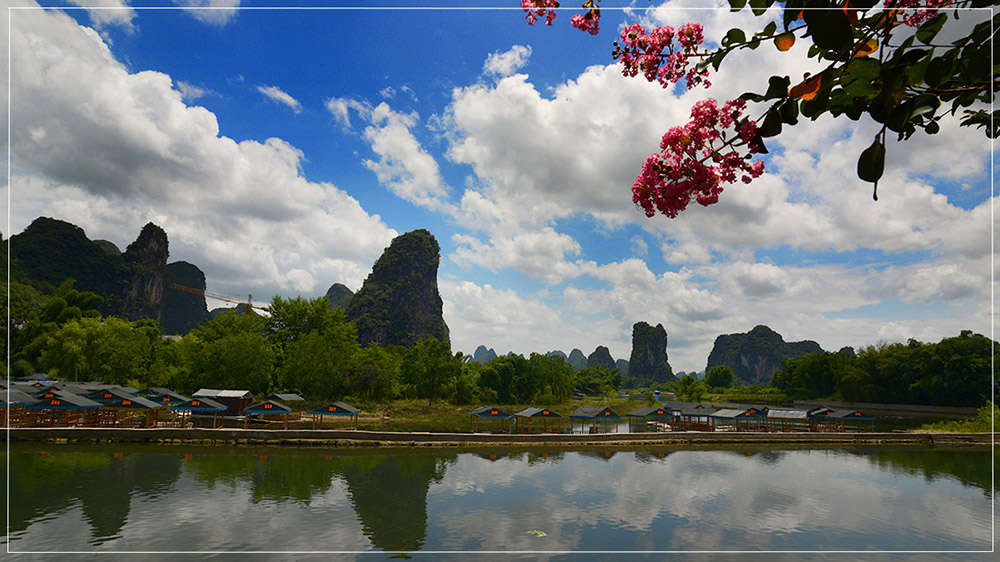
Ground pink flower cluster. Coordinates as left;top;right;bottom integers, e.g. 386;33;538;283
614;22;710;90
570;9;600;35
522;0;560;26
632;99;765;218
886;0;952;27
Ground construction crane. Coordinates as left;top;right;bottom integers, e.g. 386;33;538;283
168;283;270;313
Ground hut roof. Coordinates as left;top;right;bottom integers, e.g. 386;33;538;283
3;389;40;406
626;406;671;418
807;406;835;416
193;389;253;399
827;409;875;420
710;408;764;419
26;393;101;410
310;402;360;416
34;388;79;400
672;403;718;416
101;394;162;410
569;406;621;420
137;388;189;403
244;400;293;415
514;407;562;418
470;405;513;419
86;387;139;403
268;393;305;402
766;409;810;420
172;397;227;412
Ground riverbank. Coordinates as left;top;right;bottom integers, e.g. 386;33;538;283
5;427;994;448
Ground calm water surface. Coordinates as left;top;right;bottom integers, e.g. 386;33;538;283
3;443;995;558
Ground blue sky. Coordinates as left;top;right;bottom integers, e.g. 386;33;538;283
4;1;995;372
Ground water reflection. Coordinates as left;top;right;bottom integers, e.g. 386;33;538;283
3;444;994;554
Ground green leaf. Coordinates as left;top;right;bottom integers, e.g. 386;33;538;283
723;28;747;47
749;0;769;16
800;86;830;119
710;50;727;71
763;75;790;100
916;13;947;45
728;0;748;12
761;21;777;37
925;51;956;88
857;137;885;184
759;106;783;137
804;7;852;53
841;58;881;97
783;0;805;31
779;99;800;125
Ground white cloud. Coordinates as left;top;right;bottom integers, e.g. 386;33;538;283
630;235;648;257
175;81;211;101
451;228;588;285
344;101;453;211
483;45;532;77
8;6;396;302
173;0;241;27
257;84;302;113
66;0;137;31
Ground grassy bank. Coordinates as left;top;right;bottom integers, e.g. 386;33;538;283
920;402;998;433
342;396;657;433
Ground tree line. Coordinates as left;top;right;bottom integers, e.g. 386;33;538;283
3;281;632;406
771;332;995;407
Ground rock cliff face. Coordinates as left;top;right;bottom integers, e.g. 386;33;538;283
706;325;824;384
472;345;498;364
325;283;355;309
629;321;675;382
587;346;617;370
162;261;209;335
10;217;128;315
566;349;588;371
10;217;202;328
121;223;168;323
345;229;450;348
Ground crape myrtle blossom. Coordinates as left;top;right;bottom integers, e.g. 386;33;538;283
886;0;953;28
522;0;560;26
612;22;711;90
570;0;602;35
632;98;765;219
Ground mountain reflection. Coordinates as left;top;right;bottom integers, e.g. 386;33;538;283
3;444;994;553
7;446;182;544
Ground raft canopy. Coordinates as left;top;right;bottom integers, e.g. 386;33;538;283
626;406;672;418
310;402;359;416
244;400;293;415
3;389;40;406
514;407;562;418
136;387;189;403
193;389;253;399
26;392;101;410
171;397;227;412
710;408;765;419
766;409;810;420
569;406;621;420
470;405;514;419
268;393;305;402
827;409;875;420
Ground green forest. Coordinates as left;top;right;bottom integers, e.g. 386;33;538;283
3;280;633;407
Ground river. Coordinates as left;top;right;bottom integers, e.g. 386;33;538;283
3;443;995;559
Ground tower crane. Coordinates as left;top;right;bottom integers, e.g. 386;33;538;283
168;283;270;313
